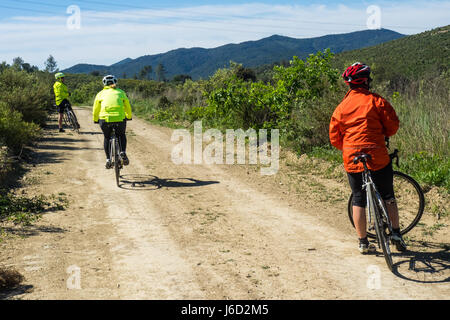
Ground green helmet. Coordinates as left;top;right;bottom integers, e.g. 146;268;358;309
55;72;65;80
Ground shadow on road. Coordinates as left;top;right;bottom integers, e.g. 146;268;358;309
0;225;67;238
36;145;103;151
392;240;450;283
78;131;103;135
0;284;34;300
119;174;220;191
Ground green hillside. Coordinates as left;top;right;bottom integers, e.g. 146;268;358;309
332;25;450;84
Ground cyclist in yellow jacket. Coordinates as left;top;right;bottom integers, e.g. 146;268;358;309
53;72;80;132
93;75;132;169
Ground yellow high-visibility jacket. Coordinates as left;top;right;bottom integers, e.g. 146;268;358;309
92;86;132;123
53;80;69;105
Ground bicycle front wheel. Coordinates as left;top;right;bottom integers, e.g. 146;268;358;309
372;201;394;272
348;171;425;238
67;110;79;133
62;112;70;127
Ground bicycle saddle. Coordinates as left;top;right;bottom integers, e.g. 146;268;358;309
352;153;372;164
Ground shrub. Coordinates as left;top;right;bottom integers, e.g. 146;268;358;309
0;69;53;126
0;102;40;153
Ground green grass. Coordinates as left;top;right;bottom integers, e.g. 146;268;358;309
0;192;68;226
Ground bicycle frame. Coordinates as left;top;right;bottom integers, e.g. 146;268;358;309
362;170;393;236
360;158;394;271
109;127;122;164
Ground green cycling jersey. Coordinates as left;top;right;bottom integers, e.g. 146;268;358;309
92;86;132;123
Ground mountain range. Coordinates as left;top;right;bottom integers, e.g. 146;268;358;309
63;28;405;80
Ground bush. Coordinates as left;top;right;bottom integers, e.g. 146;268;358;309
0;192;68;225
401;152;450;190
0;69;53;126
0;102;40;153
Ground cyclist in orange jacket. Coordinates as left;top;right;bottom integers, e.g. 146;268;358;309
329;62;407;254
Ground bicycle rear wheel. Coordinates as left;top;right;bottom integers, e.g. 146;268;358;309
348;171;425;238
114;139;121;187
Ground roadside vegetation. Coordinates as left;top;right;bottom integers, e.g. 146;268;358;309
0;59;66;235
66;47;449;192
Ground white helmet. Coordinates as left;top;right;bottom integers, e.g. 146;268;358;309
102;74;118;86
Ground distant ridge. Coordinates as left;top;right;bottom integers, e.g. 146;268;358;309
63;28;405;80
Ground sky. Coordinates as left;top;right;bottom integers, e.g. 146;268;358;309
0;0;449;70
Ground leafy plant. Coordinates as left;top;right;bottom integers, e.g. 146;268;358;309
0;192;68;226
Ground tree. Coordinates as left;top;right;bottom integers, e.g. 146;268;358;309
155;63;166;82
172;74;192;84
139;65;152;80
21;63;39;73
0;61;9;72
44;55;58;73
236;66;256;82
12;57;24;70
11;58;38;73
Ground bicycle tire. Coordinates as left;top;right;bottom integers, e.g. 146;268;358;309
67;110;79;133
371;198;394;272
62;112;70;127
348;170;425;238
114;138;120;187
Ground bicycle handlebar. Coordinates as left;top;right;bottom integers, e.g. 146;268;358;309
385;137;400;167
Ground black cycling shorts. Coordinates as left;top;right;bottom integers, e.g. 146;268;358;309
57;99;72;114
347;161;395;207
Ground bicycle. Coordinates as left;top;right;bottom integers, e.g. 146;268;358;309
348;145;425;239
351;152;396;271
57;103;80;134
108;123;124;187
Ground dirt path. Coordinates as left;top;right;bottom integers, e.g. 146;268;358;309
1;107;449;299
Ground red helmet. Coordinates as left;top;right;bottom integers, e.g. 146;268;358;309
342;62;371;85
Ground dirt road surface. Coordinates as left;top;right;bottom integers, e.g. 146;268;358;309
1;107;449;300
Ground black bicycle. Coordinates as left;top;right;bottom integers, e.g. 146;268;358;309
348;145;425;239
108;123;123;187
61;105;80;134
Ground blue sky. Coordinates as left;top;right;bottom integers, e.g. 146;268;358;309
1;0;449;69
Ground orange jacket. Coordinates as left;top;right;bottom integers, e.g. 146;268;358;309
329;88;399;173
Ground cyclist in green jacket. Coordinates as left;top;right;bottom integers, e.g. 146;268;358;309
93;75;132;169
53;72;80;132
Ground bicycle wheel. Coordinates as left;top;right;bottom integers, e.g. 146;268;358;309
67;110;79;133
370;195;394;272
113;138;121;187
348;171;425;238
62;112;70;127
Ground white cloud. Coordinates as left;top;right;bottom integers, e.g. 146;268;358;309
1;1;448;69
